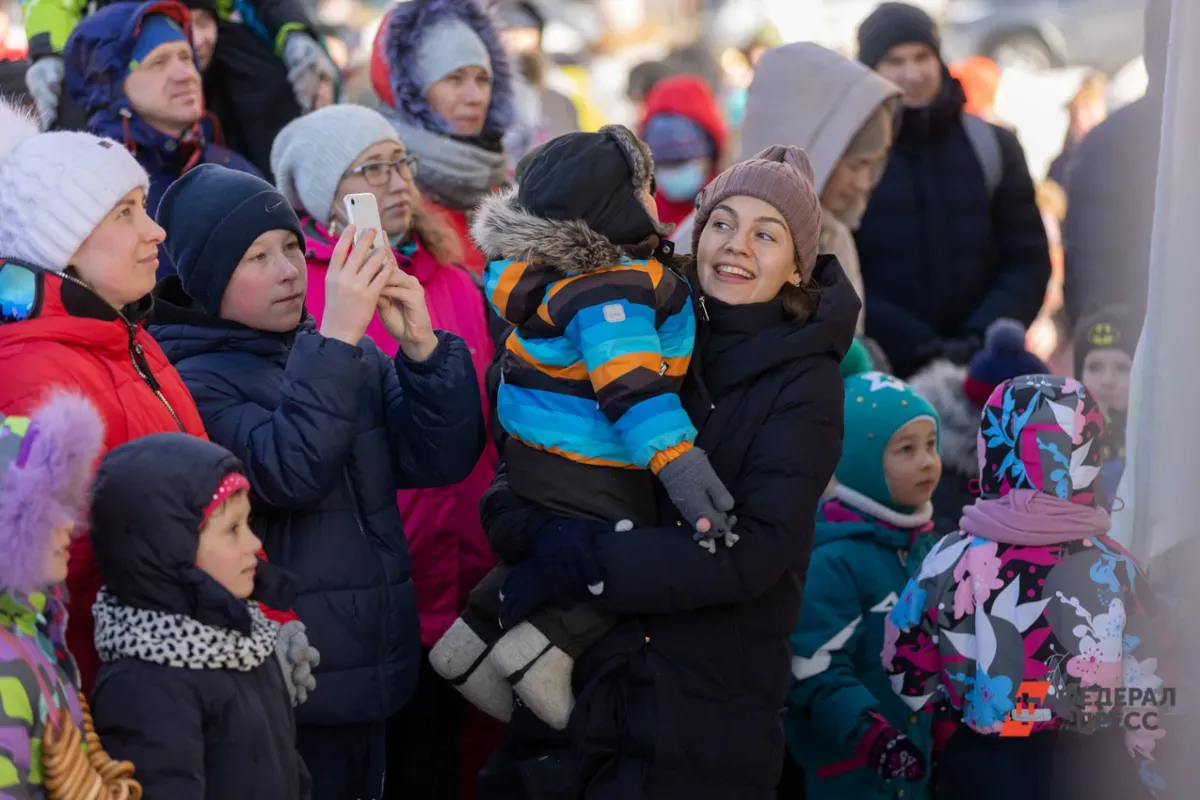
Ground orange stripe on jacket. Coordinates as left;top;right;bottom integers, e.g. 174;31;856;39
590;351;665;391
507;335;590;381
490;261;533;321
649;441;694;474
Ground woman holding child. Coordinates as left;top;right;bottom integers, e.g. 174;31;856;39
474;144;860;799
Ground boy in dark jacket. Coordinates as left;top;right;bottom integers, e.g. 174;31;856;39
147;164;485;800
786;368;940;800
89;433;311;800
430;125;736;732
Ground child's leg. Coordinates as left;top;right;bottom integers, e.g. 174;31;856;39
429;565;513;722
490;603;617;731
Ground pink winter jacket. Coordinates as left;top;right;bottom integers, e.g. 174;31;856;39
302;218;498;647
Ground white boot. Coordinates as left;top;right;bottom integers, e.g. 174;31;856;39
490;622;575;730
429;618;513;722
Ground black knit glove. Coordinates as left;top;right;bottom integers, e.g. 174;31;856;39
866;726;927;783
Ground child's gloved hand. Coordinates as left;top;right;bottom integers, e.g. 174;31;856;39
864;724;927;783
25;56;64;126
657;447;735;549
497;515;620;629
275;620;320;706
282;32;337;111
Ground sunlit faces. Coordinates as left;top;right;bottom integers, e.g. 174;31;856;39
69;187;165;310
218;229;308;332
196;490;262;599
334;141;416;238
1081;349;1132;413
695;194;798;306
883;418;942;508
875;43;942;109
123;40;204;136
426;65;492;136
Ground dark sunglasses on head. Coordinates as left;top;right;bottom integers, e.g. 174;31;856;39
0;258;46;324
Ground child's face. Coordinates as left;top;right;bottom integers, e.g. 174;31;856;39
1082;349;1132;413
196;490;262;600
43;522;74;586
883;418;942;508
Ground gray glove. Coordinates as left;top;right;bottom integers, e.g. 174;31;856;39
282;32;336;111
275;620;320;706
25;56;64;127
657;447;736;551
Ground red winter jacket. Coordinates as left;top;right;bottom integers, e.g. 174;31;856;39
0;269;209;692
639;75;728;227
302;219;498;646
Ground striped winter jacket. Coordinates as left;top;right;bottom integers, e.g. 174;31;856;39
473;186;697;477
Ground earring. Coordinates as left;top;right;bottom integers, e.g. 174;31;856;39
789;273;802;287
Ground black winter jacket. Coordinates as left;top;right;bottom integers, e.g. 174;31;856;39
88;434;310;800
855;74;1051;378
147;278;485;727
477;256;859;800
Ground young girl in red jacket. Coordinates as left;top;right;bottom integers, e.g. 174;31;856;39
272;103;502;798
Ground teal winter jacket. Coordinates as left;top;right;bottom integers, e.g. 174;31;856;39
784;493;935;800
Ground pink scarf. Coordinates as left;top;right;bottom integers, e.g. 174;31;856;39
959;489;1111;545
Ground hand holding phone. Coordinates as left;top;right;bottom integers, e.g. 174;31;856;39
319;224;390;345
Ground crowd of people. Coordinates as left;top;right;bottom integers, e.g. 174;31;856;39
0;0;1176;798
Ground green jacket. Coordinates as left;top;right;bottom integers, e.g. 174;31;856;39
785;495;935;800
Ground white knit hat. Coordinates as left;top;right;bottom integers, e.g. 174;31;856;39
0;99;150;271
271;104;402;224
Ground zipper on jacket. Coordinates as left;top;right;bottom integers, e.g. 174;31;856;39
57;270;185;432
343;469;368;539
698;295;710;321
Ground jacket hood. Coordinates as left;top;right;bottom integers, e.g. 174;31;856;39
471;184;673;273
697;254;860;393
640;75;728;164
62;1;208;153
370;0;515;137
737;42;901;194
978;375;1106;507
148;275;297;365
908;359;978;477
89;433;293;634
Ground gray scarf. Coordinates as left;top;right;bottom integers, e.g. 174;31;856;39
380;106;509;212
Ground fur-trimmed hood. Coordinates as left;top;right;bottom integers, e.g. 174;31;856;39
908;359;979;477
369;0;515;137
471;124;675;272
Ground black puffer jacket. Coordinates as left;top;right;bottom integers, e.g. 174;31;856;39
478;256;859;800
855;73;1051;378
89;434;310;800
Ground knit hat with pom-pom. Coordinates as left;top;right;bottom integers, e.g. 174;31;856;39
0;97;148;271
963;319;1049;407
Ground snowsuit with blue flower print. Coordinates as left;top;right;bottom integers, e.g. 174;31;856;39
885;375;1167;800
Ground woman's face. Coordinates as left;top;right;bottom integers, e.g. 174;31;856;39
218;229;307;332
333;141;417;238
43;521;73;586
822;146;888;227
427;66;492;136
695;194;797;306
70;188;166;309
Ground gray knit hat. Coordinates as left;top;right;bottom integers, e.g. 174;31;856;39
271;105;402;224
415;16;493;92
691;145;822;280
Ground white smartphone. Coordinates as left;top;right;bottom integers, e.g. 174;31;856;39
343;193;389;252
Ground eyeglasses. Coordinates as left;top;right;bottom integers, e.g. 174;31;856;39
343;155;421;188
0;259;44;324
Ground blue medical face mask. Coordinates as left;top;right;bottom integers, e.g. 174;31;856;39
655;161;708;202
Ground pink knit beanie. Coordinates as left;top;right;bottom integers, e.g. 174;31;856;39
691;145;822;281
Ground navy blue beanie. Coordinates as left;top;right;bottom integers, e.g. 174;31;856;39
157;164;304;315
963;319;1049;407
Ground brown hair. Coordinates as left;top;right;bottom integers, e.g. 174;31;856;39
410;201;464;265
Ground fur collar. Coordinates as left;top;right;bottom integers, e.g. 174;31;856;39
908;359;979;477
